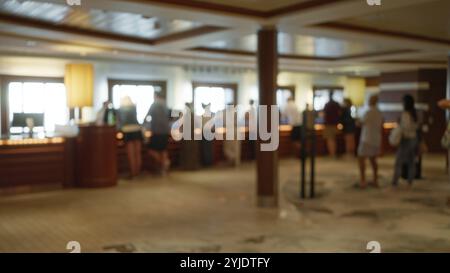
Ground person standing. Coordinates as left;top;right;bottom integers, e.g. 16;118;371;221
283;97;302;154
341;98;356;157
223;104;241;167
200;103;214;166
179;102;201;170
95;100;109;125
146;92;171;175
323;92;341;157
357;95;383;188
392;95;418;188
117;96;143;179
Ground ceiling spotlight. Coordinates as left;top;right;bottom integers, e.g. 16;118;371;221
153;21;161;30
26;41;37;47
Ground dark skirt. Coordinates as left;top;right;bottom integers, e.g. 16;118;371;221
342;123;356;134
123;131;143;142
201;139;214;166
291;125;303;142
148;134;169;151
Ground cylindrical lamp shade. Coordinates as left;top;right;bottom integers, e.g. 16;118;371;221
345;78;366;107
65;64;94;108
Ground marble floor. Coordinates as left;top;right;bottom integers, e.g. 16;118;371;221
0;155;449;253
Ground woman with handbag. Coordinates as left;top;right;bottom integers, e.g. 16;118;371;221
392;95;418;188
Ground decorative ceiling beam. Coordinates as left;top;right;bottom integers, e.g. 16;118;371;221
0;12;226;47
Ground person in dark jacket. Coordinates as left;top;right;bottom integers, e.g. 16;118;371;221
146;92;171;176
323;92;341;157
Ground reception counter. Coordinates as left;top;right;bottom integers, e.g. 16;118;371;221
117;124;395;175
0;124;395;191
0;136;74;192
0;125;117;192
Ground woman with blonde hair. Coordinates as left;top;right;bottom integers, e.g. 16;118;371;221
357;95;383;188
118;96;143;178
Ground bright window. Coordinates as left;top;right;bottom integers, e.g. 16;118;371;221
193;86;234;115
111;84;155;124
313;89;344;112
277;88;295;111
8;82;68;133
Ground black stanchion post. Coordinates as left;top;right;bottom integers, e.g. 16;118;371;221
300;114;307;199
417;155;422;179
309;129;316;198
310;128;316;198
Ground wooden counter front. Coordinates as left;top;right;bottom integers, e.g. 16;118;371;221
76;125;117;188
0;137;74;190
0;125;118;191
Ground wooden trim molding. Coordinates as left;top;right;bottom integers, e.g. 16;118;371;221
313;85;344;91
1;75;63;83
132;0;342;18
189;47;416;62
190;47;254;57
317;22;450;47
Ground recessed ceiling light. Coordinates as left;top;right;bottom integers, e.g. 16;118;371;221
26;41;37;47
153;21;161;30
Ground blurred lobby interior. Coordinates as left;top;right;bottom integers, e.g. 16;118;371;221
0;0;450;252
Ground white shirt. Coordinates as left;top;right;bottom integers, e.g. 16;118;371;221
360;106;383;147
400;111;418;139
283;101;302;126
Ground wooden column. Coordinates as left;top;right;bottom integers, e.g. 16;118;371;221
0;77;8;136
256;26;278;207
447;56;450;120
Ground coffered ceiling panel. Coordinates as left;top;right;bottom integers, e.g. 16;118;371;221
207;33;401;58
0;0;204;39
340;0;450;41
